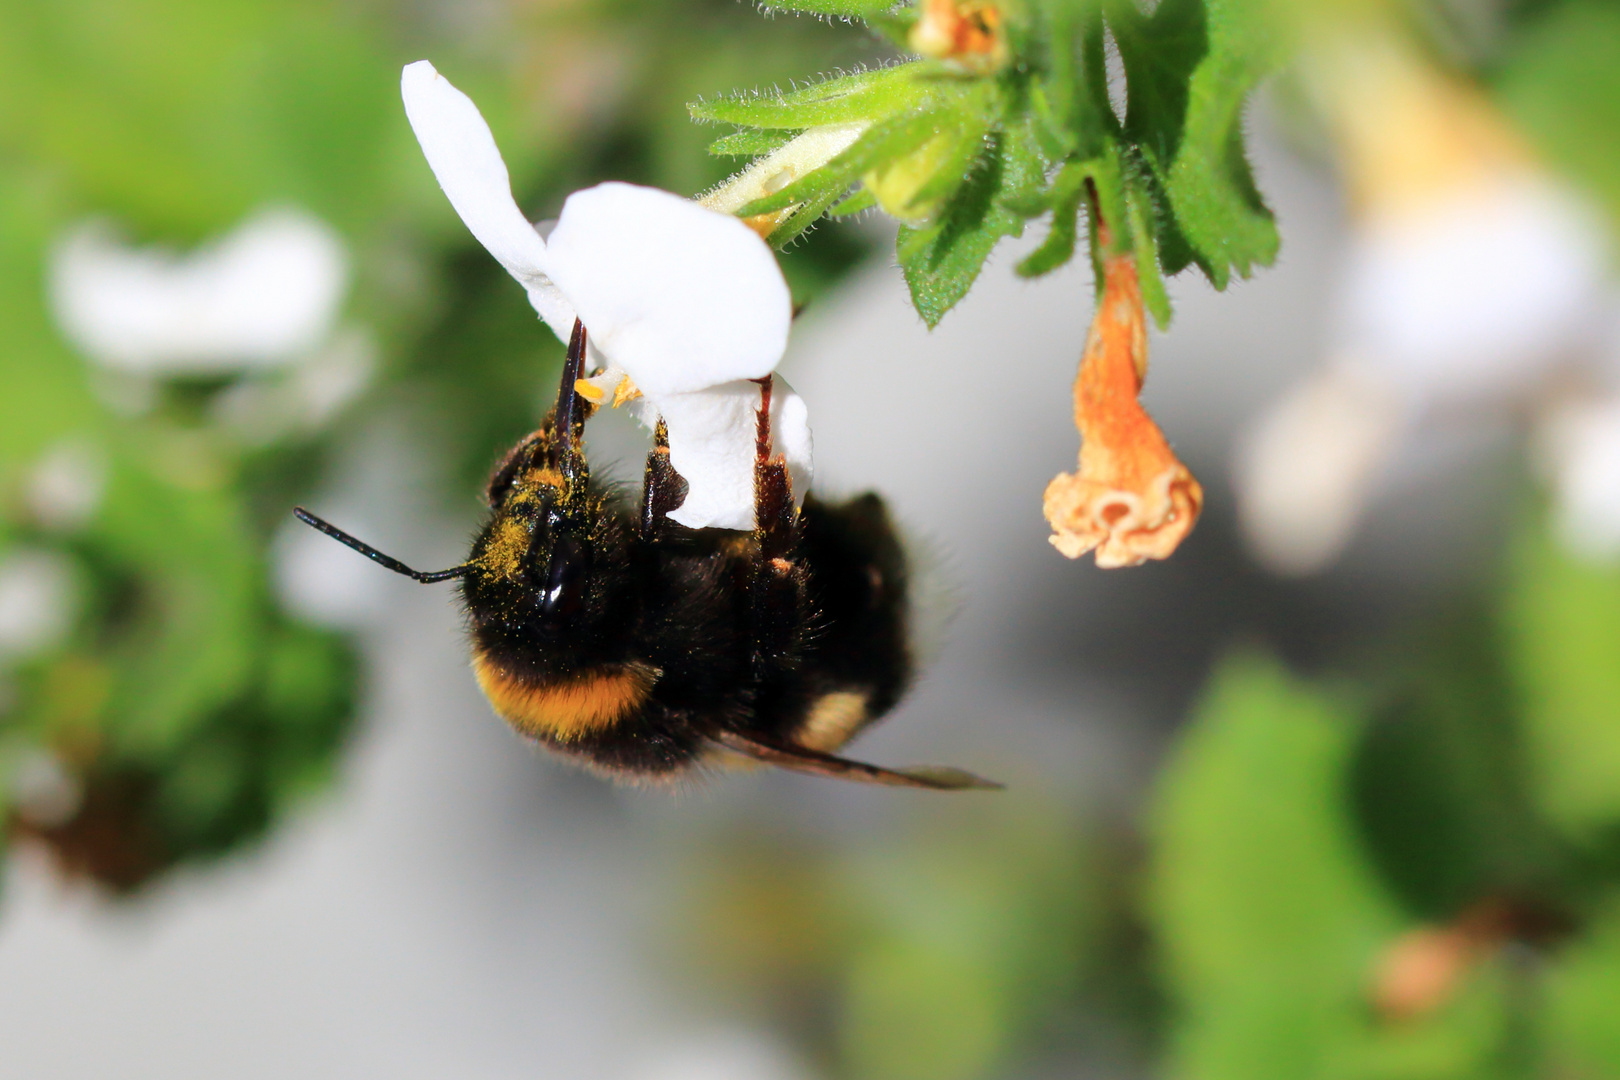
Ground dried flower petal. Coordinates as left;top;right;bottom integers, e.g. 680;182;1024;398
1045;254;1202;568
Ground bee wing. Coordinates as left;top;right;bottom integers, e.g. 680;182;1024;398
710;729;1002;791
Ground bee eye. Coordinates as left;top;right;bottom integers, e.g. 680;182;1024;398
539;532;586;617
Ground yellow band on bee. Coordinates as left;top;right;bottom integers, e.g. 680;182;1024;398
473;655;657;742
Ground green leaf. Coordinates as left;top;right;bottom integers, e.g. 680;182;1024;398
689;64;932;129
708;128;801;156
736;104;964;224
1163;0;1281;288
764;184;855;247
890;106;995;218
757;0;900;17
1016;159;1088;278
1106;0;1207;167
95;455;261;760
1501;523;1620;842
1151;653;1401;1080
1126;182;1171;328
897;127;1040;328
830;187;877;216
1350;612;1568;920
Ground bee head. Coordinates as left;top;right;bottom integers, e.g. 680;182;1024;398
462;320;639;670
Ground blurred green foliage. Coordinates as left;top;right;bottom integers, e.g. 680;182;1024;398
1148;510;1620;1080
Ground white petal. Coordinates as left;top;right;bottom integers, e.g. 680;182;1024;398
1339;176;1606;407
401;60;577;340
654;378;812;531
545;182;791;397
49;209;347;374
1233;363;1409;575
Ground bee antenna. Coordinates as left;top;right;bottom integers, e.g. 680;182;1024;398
292;507;468;584
555;318;588;482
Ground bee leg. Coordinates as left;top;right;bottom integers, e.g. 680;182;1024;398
640;417;689;540
710;728;1002;790
751;375;796;560
748;376;807;675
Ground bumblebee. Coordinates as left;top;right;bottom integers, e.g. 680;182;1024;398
296;321;996;789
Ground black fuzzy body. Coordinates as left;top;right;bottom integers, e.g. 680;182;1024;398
459;420;913;782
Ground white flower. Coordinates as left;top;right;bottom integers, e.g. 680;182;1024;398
49;207;348;374
401;60;810;530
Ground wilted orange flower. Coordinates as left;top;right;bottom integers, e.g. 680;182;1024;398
1044;252;1202;568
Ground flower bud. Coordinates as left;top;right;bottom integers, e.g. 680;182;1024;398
861;129;966;227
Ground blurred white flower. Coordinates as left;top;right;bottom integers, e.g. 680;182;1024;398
49;207;348;375
24;439;106;533
0;549;78;660
1235;39;1611;574
1235;364;1408;576
402;59;809;530
1537;396;1620;562
1337;177;1605;408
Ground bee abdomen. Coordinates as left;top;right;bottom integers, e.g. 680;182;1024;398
472;653;658;742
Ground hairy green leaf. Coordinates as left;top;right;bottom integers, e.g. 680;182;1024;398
829;187;877;216
1164;0;1280;287
1106;0;1206;167
735;108;948;218
1126;182;1171;328
1016;160;1088;278
689;64;931;129
898;133;1031;328
756;0;901;17
708;128;801;156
